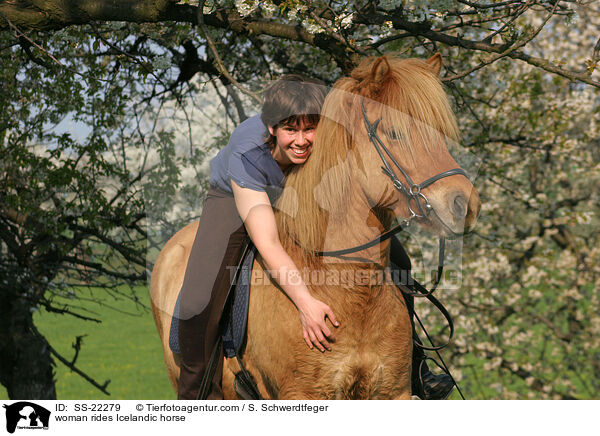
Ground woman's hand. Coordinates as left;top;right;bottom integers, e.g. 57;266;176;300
296;296;339;352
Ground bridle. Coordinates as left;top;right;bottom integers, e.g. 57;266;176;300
360;99;469;225
316;99;470;258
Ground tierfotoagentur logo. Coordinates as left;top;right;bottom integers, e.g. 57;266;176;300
2;402;50;433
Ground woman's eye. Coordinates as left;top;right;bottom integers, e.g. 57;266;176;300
386;129;402;141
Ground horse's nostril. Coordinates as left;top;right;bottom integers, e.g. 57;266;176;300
451;193;467;219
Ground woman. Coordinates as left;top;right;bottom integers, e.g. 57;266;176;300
177;75;335;400
177;75;453;400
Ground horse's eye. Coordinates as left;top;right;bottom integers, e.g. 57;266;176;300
385;129;403;141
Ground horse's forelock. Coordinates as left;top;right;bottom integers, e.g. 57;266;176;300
345;57;459;162
376;57;459;155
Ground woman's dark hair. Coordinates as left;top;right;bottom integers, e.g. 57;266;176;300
261;74;327;149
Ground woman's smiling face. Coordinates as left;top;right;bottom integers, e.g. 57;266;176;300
269;119;316;170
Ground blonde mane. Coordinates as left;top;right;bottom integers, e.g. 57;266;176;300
275;55;459;259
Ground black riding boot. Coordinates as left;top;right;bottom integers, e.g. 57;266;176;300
411;335;455;400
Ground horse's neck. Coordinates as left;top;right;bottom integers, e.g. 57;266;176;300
278;166;392;270
320;186;391;268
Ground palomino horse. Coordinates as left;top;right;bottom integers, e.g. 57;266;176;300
151;54;481;399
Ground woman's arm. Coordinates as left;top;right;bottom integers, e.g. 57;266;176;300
232;181;339;352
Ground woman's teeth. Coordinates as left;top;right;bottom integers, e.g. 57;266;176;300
291;147;308;156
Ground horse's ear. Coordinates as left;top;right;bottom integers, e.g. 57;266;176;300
370;56;391;84
425;53;443;76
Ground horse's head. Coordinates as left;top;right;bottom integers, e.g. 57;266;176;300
317;54;481;237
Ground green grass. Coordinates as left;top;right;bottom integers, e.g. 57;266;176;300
0;287;176;400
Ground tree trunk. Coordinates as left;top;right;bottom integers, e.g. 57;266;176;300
0;294;57;400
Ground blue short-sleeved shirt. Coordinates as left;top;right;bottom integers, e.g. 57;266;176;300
209;115;286;203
